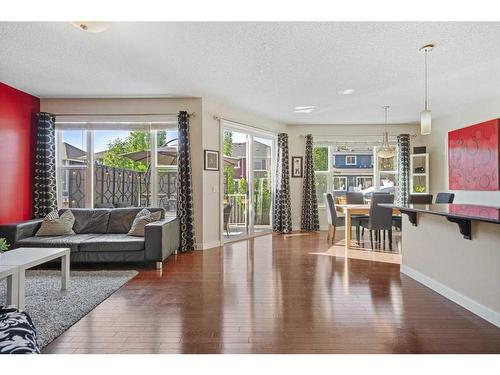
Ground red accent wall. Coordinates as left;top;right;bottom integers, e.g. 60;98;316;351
0;82;40;224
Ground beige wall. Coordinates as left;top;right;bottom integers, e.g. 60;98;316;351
426;97;500;206
41;98;205;249
41;97;286;250
41;96;499;251
401;214;500;326
285;123;423;229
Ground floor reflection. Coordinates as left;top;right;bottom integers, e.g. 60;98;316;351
44;232;500;354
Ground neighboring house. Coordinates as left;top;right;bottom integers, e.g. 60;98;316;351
331;151;374;191
60;142;106;166
230;141;271;180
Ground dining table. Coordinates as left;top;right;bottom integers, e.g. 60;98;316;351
336;204;400;250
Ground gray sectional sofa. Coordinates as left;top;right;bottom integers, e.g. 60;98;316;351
0;208;180;267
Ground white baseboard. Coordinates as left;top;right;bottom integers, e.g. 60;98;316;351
401;264;500;328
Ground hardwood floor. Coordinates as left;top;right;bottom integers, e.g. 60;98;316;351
43;232;500;354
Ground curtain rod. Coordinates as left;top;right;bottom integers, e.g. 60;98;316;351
52;112;196;117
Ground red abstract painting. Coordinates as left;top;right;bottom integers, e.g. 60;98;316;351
448;119;499;190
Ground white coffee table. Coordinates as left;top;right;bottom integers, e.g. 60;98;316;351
1;247;70;310
0;265;19;307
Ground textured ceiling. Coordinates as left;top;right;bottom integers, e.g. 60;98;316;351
1;22;500;124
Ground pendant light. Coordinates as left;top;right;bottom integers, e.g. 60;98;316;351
420;44;434;135
378;105;396;159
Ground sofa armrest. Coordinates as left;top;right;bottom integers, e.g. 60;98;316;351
144;217;180;262
0;219;44;248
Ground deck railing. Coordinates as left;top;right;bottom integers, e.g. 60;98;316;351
226;192;271;226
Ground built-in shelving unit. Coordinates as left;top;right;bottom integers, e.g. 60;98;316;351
373;146;398;193
410;153;429;194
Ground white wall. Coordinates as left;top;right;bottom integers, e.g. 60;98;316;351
285;123;422;230
201;98;286;248
426;98;500;206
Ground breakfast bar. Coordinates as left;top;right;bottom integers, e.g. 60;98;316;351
382;203;500;327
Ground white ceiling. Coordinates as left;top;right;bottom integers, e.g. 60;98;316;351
1;22;500;125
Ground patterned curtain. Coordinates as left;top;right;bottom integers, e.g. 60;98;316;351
272;133;292;234
300;134;319;231
177;111;195;252
396;134;411;205
33;113;58;218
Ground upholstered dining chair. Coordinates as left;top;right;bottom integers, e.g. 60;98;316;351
408;194;433;204
435;192;455;203
345;192;366;243
359;194;395;250
323;193;341;244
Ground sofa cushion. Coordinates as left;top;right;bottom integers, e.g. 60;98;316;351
79;233;145;252
36;210;75;237
0;307;40;354
107;207;164;233
128;209;162;237
60;209;110;234
16;234;100;253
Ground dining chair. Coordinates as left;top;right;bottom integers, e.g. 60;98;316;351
435;192;455;203
359;194;394;250
408;194;433;204
345;192;366;243
323;193;340;244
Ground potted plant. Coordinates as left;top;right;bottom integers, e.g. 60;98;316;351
0;238;9;263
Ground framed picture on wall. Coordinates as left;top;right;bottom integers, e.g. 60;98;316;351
204;150;219;171
291;156;303;178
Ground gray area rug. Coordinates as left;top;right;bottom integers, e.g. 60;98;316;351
0;270;138;348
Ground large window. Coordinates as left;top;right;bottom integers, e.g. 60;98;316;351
313;143;376;207
313;146;329;205
57;130;88;208
57;124;178;215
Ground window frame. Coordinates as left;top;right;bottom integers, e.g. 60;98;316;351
313;145;331;207
356;176;373;189
56;125;178;212
333;176;347;191
345;155;357;165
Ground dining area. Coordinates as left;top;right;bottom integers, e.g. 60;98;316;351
323;191;456;252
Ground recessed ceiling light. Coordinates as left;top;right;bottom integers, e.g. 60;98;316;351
294;106;315;113
70;22;111;33
338;89;355;95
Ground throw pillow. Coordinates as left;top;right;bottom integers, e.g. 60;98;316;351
36;210;75;236
127;209;162;237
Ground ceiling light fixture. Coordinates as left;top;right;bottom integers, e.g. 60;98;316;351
337;89;355;95
378;105;396;159
420;44;434;135
70;22;111;33
294;106;315;113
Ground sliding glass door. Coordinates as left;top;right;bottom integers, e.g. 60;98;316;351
252;137;273;234
222;125;275;242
